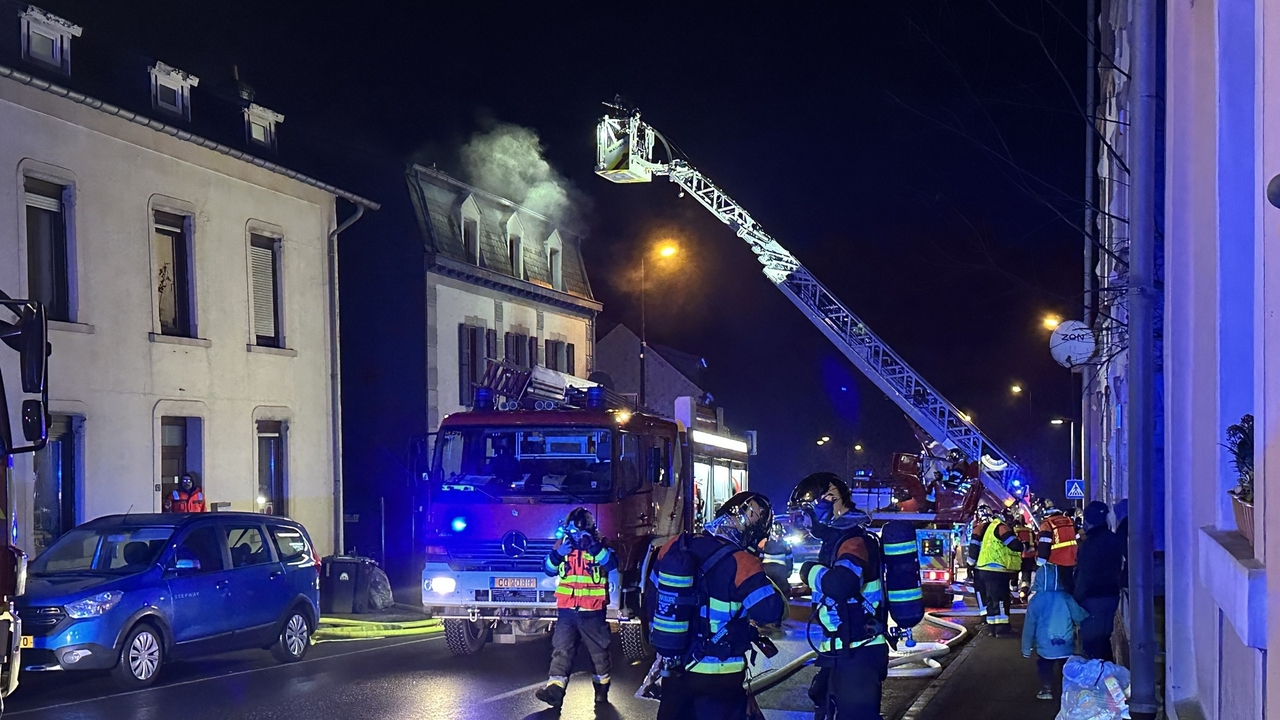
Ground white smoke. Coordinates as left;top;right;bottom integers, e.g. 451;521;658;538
459;123;589;229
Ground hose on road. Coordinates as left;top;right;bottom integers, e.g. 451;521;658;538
313;617;443;643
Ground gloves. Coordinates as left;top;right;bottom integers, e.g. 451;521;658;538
799;561;818;585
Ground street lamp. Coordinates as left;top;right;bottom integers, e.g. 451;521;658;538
640;242;680;406
853;444;863;452
1042;315;1062;330
1050;418;1078;495
1011;384;1032;420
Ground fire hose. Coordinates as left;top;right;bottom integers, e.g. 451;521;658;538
312;617;443;643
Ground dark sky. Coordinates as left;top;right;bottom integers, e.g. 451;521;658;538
44;1;1088;506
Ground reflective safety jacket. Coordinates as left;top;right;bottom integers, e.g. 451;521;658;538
544;542;616;611
759;538;793;569
971;521;1023;573
1015;526;1036;560
1037;514;1078;567
804;529;887;653
169;488;205;513
648;534;785;675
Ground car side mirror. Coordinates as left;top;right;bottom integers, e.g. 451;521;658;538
169;558;200;574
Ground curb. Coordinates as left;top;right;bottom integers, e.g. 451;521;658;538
896;629;983;720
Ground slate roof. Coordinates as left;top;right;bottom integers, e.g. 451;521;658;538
406;165;595;305
0;1;377;209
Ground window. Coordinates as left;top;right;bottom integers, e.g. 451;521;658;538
269;525;314;566
173;525;224;573
256;421;287;515
543;341;576;374
458;324;495;405
509;235;523;279
505;332;532;368
244;104;283;151
462;217;479;264
154;210;194;337
224;526;272;568
32;415;78;555
20;8;80;74
249;234;282;347
549;248;563;291
24;177;70;322
160;416;203;510
149;62;199;120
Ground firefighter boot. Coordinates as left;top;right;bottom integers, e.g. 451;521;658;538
535;682;566;708
593;680;610;704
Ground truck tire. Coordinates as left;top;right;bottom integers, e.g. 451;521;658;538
444;619;489;656
619;622;652;663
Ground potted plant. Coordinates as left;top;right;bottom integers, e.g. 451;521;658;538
1225;414;1255;544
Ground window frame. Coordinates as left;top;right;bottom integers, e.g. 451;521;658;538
244;104;284;151
223;524;276;568
170;523;227;574
20;9;80;74
22;175;72;323
149;62;199;121
255;420;288;516
153;209;197;338
248;232;284;348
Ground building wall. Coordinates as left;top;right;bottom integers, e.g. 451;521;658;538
1163;0;1273;716
0;74;339;554
594;325;702;419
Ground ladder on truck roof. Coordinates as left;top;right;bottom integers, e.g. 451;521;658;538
594;105;1020;507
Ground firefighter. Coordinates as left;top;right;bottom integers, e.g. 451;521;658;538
967;505;1024;636
758;520;794;593
1037;499;1078;593
790;472;890;720
1014;518;1036;601
164;472;205;513
535;508;616;708
650;492;785;720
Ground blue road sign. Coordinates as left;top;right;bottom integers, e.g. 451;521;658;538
1065;479;1085;500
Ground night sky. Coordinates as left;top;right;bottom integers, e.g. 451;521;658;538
43;0;1087;507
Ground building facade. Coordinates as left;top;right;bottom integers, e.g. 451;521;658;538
0;3;375;557
339;165;598;588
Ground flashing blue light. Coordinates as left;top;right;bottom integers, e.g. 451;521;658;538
451;516;467;533
586;386;606;408
10;520;16;543
474;387;495;411
1011;479;1022;488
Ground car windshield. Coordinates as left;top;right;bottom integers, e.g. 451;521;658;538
434;426;617;502
30;526;175;575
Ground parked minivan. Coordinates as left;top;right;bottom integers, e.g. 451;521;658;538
17;513;320;688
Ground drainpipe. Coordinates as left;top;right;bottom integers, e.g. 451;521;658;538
328;204;367;556
1082;0;1098;498
1126;0;1158;713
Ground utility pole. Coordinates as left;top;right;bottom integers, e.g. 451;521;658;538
1127;0;1159;713
639;253;648;408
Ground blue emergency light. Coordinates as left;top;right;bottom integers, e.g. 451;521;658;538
474;388;495;411
451;516;467;533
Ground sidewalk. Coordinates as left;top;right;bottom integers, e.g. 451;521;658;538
903;616;1061;720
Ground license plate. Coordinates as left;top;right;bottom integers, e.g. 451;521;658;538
491;577;536;589
19;636;32;649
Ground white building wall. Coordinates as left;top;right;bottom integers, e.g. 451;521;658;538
0;74;340;554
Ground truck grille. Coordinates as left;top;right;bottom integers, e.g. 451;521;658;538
18;607;66;637
445;539;556;573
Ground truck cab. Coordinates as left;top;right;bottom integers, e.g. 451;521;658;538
420;399;685;657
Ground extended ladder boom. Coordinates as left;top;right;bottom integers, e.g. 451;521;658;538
595;109;1021;505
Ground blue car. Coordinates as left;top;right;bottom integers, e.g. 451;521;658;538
18;512;320;688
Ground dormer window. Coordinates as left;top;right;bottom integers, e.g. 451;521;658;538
20;7;81;74
459;195;482;265
546;230;565;291
149;62;199;120
506;213;526;280
245;104;284;151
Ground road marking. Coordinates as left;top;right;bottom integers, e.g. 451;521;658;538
8;635;443;716
478;671;594;705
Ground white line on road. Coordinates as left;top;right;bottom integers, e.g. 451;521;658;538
478;671;594;705
8;635;444;717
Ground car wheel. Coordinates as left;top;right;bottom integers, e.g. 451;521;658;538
112;623;163;689
443;619;488;656
271;610;311;663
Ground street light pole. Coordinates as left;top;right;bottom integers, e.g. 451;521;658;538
639;253;647;408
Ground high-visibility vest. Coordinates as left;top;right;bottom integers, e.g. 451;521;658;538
1041;514;1078;566
552;547;611;610
977;522;1021;573
170;489;205;513
1015;527;1035;559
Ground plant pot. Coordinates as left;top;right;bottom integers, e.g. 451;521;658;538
1232;496;1255;546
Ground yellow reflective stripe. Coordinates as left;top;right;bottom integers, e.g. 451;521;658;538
820;634;887;651
888;588;923;602
658;572;693;588
1050;540;1077;549
883;541;916;555
556;586;607;596
689;658;746;674
652;618;688;633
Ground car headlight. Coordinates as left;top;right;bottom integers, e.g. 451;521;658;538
65;591;124;619
429;577;457;594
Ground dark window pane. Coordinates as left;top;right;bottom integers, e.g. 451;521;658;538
33;416;75;554
257;421;285;516
225;526;272;567
154;213;192;337
157;82;179;109
25;205;69;322
175;526;224;573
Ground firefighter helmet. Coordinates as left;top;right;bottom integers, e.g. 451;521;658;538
787;472;851;514
708;491;774;549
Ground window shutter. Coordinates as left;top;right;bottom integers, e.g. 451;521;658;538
567;344;576;376
505;332;514;362
529;336;539;367
485;329;498;360
459;324;472;405
250;242;277;342
544;339;555;371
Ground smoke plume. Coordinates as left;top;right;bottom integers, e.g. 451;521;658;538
459;123;590;230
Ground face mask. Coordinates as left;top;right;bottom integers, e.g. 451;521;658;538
812;499;836;524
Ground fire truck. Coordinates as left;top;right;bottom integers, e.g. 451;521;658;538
420;373;697;659
0;296;49;711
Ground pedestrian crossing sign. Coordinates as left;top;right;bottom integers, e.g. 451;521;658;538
1065;479;1085;500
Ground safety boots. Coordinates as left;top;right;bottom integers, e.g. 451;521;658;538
593;681;610;704
535;683;565;708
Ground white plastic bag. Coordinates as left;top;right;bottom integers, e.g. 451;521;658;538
1056;656;1131;720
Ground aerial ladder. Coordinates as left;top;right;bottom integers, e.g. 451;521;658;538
594;104;1022;510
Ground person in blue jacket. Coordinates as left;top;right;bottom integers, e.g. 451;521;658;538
1021;563;1089;700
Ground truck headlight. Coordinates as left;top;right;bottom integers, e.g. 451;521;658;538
429;577;457;594
65;591;124;618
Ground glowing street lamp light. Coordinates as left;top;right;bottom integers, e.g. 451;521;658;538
853;444;863;452
658;244;678;258
1042;315;1062;330
1010;384;1023;394
1050;418;1066;426
821;436;830;442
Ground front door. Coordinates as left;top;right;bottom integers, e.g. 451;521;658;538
166;524;234;647
222;523;288;642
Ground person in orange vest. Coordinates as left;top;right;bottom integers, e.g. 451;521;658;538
164;472;205;513
1036;499;1078;593
1014;520;1037;601
535;508;616;709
